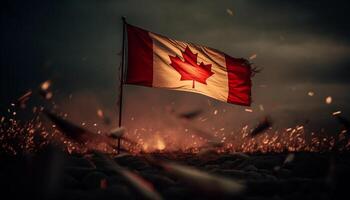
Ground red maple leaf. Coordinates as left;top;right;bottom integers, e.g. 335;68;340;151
169;46;214;88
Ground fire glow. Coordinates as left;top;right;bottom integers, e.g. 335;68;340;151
0;86;349;155
1;112;349;156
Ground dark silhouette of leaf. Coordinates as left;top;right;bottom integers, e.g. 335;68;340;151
178;109;202;120
250;116;272;137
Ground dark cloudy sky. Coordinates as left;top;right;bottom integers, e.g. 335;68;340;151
1;0;350;134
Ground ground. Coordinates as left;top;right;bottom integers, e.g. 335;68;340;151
1;148;349;200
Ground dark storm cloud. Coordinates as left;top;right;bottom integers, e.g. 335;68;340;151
1;0;350;131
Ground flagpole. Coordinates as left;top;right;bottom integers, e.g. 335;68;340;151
117;16;126;154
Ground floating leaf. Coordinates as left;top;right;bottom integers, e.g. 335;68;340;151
108;127;126;139
17;90;32;108
250;116;272;137
161;162;244;195
178;109;202;120
95;152;163;200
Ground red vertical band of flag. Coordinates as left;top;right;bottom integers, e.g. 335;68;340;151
126;24;153;86
226;56;252;106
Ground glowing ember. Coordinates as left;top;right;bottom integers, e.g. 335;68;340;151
1;100;349;155
40;80;51;91
259;104;264;111
308;91;314;96
245;108;253;113
142;143;149;151
156;138;166;151
332;111;341;116
249;54;257;60
97;109;104;118
325;96;332;104
226;8;234;16
45;92;53;100
100;179;108;189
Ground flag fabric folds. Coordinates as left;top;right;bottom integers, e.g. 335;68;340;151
125;24;252;106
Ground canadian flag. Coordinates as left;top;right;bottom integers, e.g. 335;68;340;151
125;24;252;106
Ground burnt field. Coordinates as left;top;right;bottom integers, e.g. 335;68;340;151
1;149;349;200
0;105;349;200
